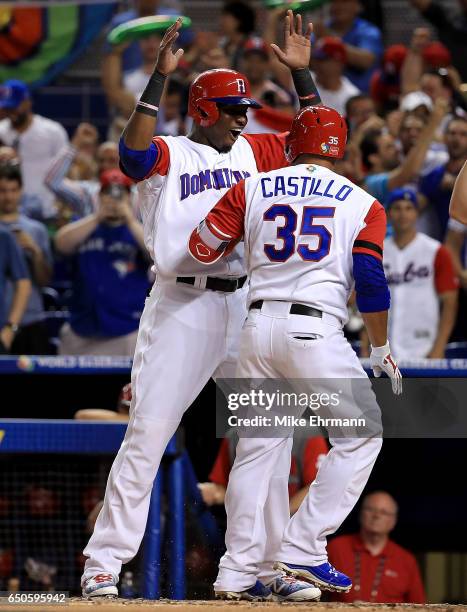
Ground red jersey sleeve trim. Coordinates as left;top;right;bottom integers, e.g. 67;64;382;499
207;180;246;240
352;200;386;261
242;132;288;172
434;244;459;293
188;181;246;264
144;136;170;179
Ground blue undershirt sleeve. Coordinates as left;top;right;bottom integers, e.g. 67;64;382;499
118;137;159;180
353;253;390;313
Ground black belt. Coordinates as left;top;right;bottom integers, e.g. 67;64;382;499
250;300;322;318
177;276;247;293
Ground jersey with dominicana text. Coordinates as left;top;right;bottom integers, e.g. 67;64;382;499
136;133;286;278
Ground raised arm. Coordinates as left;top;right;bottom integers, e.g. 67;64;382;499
122;19;184;150
387;98;447;191
270;11;322;107
55;214;100;256
102;45;137;119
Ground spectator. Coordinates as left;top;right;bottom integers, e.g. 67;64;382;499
399;91;433;121
408;0;467;81
345;94;377;134
0;149;43;219
54;169;150;356
0;163;52;354
103;34;161;138
370;45;407;113
198;431;328;516
398;113;447;177
240;37;294;112
317;0;383;93
103;35;187;140
74;383;131;422
102;0;186;74
219;1;256;69
419;116;467;239
311;36;360;116
45;124;119;217
360;97;446;207
0;80;69;219
328;491;426;603
0;226;30;354
155;80;187;136
383;189;458;359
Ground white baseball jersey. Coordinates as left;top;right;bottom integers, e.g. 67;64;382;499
384;233;457;358
189;163;386;324
136;132;287;278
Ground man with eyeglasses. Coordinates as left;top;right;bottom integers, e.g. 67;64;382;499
327;491;425;603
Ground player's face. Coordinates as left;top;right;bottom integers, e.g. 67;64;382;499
204;105;249;153
388;199;418;233
0;178;21;214
360;493;397;536
445;120;467;160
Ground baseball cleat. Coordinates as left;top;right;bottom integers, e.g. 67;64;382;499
215;579;273;601
82;573;118;598
268;573;321;601
274;561;352;592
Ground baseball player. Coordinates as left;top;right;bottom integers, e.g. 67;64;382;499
81;13;325;602
188;106;402;596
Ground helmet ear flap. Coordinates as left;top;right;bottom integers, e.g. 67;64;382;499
195;99;219;127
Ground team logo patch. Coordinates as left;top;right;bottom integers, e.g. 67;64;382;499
236;78;246;93
320;142;329;153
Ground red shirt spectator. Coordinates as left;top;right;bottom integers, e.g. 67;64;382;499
328;534;425;603
328;491;426;604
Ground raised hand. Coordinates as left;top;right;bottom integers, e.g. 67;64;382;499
155;17;185;76
270;9;313;71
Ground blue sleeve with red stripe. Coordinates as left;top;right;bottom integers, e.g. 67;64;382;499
353;253;390;313
119;137;158;180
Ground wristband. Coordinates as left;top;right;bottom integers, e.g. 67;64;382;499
292;68;322;107
136;70;167;117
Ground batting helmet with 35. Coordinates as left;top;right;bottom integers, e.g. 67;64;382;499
188;69;262;127
285;106;347;163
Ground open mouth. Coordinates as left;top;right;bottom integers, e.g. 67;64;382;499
229;129;242;141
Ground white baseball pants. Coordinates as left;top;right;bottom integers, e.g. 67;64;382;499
82;279;249;580
215;301;382;592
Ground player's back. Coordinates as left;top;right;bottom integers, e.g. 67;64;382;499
243;163;377;323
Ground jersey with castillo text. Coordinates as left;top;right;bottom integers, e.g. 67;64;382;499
136;133;286;278
191;163;385;324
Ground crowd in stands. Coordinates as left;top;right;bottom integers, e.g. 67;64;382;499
0;0;466;360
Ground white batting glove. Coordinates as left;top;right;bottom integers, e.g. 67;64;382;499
370;342;403;395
